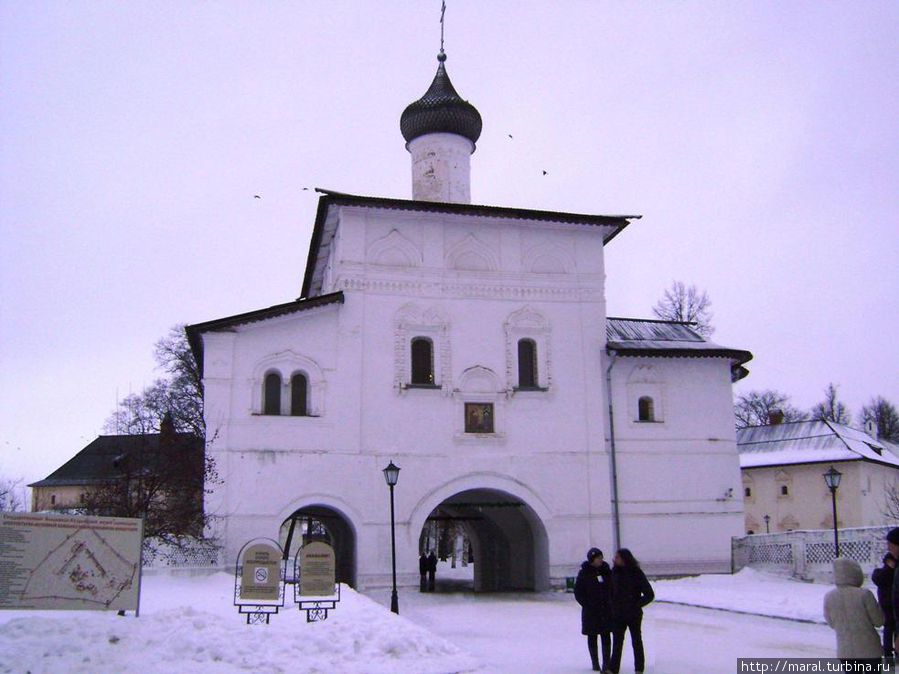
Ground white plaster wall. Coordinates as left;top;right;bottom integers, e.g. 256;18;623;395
608;356;744;574
202;204;745;586
407;133;473;204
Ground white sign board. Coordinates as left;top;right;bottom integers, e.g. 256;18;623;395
0;512;143;611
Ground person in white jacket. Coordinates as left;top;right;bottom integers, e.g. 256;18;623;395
824;557;884;664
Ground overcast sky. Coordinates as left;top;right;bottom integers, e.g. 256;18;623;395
1;1;897;485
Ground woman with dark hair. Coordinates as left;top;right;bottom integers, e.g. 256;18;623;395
609;548;654;674
574;547;613;672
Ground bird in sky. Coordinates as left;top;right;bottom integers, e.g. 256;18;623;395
254;195;261;199
542;170;548;176
507;134;513;139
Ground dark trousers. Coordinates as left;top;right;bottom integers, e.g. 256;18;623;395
427;571;435;592
420;573;427;592
884;618;896;658
587;633;611;671
611;615;644;673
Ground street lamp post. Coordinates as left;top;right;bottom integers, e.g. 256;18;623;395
823;466;842;558
763;514;770;534
383;461;401;614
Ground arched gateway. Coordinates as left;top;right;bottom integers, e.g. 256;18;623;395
279;505;356;588
417;487;550;592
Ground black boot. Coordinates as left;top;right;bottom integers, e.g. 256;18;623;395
587;635;601;671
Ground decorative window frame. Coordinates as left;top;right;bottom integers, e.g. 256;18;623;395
394;303;451;394
251;351;326;417
367;228;422;268
504;306;551;393
775;469;792;500
626;364;665;424
453;366;506;443
742;473;754;502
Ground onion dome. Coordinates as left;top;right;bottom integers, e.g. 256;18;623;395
400;52;482;147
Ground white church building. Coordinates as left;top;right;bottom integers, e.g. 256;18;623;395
186;49;752;591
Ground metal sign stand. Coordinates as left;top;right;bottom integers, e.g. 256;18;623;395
233;538;285;625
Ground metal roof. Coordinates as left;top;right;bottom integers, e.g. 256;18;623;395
605;317;753;381
737;419;899;469
400;54;482;146
29;433;203;488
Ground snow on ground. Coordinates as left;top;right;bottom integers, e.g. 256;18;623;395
0;567;851;674
0;571;476;674
655;567;833;623
368;583;836;674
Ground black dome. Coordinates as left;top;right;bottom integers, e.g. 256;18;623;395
400;53;482;147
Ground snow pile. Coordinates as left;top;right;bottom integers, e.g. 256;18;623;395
0;572;477;674
654;567;831;623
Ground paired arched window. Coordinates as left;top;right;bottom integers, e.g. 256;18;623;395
517;339;538;388
410;337;434;385
263;372;282;415
637;396;655;422
291;373;308;416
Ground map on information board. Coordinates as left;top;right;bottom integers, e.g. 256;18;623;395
0;512;143;611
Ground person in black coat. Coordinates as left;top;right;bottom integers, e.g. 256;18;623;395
427;550;438;592
419;552;429;592
873;552;896;660
609;548;654;674
887;528;899;655
574;547;613;672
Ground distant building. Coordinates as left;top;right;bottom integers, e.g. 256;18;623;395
738;420;899;534
186;47;753;589
29;431;204;516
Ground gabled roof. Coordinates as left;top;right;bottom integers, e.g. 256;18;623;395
302;189;641;298
606;317;753;381
29;433;204;488
737;419;899;469
185;291;345;369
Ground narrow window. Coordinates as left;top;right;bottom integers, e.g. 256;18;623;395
50;494;56;505
780;484;789;496
747;530;755;535
465;403;494;434
80;493;86;504
291;373;308;416
517;339;538;388
638;396;655;422
744;487;752;498
411;337;434;385
263;372;282;415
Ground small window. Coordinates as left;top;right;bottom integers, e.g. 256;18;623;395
638;396;655;422
780;484;789;496
263;372;282;415
290;373;308;416
517;339;538;388
747;529;755;535
80;493;85;503
411;337;434;385
51;494;56;505
744;487;752;498
465;403;494;434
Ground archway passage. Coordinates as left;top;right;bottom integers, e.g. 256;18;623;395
418;488;549;592
279;505;356;588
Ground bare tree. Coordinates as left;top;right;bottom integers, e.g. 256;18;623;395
105;325;203;437
734;389;806;428
0;475;24;512
861;396;899;443
652;281;714;337
810;382;852;426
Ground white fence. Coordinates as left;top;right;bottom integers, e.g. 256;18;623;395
732;526;892;582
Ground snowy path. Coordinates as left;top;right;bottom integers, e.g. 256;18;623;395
368;588;836;674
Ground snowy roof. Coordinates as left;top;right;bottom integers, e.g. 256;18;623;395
737;419;899;469
606;317;753;381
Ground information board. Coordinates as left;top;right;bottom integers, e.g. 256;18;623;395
238;542;281;601
299;541;336;597
0;512;142;611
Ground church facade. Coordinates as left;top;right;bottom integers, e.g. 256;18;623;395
187;50;752;590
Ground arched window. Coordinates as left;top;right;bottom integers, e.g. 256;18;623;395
638;396;655;422
290;373;308;416
517;339;538;388
410;337;434;385
263;372;282;415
